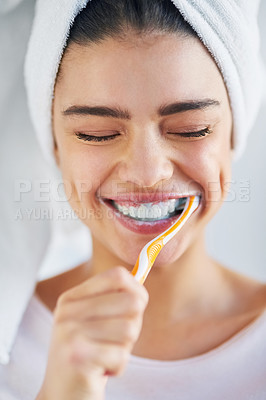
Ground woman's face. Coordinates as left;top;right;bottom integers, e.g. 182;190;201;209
52;33;232;267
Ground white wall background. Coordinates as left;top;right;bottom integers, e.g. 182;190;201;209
205;2;266;281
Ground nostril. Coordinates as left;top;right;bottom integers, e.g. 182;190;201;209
117;157;174;188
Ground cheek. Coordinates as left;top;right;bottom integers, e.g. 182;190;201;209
177;132;232;207
59;143;114;205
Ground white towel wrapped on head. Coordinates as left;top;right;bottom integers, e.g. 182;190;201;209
171;0;265;158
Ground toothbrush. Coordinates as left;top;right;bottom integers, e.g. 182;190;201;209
131;195;200;284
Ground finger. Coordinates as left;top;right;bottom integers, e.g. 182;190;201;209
55;290;147;322
58;266;149;305
82;316;143;345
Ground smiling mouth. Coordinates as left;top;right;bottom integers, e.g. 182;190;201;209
105;197;189;222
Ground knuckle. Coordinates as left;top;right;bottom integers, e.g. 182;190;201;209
128;294;145;315
123;320;139;343
121;320;132;342
111;266;129;285
141;286;150;306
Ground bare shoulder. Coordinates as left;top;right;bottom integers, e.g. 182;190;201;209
219;263;266;316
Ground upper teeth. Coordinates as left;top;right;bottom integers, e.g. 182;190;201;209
114;198;187;221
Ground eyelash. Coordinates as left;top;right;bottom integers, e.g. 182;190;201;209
75;127;212;142
75;132;120;142
167;127;212;138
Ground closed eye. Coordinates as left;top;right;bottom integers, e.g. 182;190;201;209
167;127;212;138
75;127;212;143
75;132;120;142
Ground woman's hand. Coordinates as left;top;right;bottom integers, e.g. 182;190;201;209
36;267;149;400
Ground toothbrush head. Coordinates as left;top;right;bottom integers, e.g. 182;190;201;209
131;195;200;284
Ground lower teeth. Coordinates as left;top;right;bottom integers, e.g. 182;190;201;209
131;210;182;222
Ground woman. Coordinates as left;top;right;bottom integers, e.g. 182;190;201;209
1;0;266;399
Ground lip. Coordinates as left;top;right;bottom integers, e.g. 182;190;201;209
100;194;201;235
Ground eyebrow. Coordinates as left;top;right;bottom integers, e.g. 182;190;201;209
62;99;220;119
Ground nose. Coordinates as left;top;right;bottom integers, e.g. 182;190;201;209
117;132;174;188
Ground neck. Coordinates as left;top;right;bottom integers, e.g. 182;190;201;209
91;234;228;325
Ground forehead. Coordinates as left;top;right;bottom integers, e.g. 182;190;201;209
55;33;227;112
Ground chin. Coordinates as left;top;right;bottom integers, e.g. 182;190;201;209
110;233;188;272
